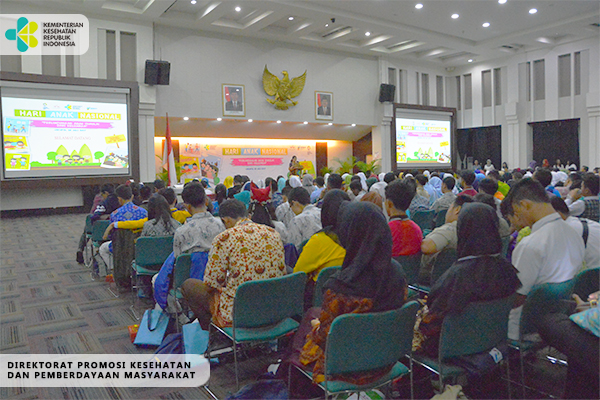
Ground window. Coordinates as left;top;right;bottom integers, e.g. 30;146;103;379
493;68;502;106
574;52;581;96
482;70;492;107
421;73;429;105
533;59;545;101
463;74;472;110
120;32;137;82
436;75;444;106
558;54;571;98
106;30;117;80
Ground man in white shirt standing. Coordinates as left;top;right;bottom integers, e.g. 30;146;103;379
501;178;584;340
287;187;322;249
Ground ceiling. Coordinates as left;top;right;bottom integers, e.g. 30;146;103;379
10;0;600;66
154;116;372;141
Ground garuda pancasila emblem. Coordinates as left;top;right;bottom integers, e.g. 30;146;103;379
262;65;307;110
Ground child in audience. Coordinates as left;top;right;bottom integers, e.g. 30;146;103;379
287;187;322;249
141;194;181;237
385;180;423;257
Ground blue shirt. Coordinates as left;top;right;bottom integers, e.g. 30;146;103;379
110;201;147;223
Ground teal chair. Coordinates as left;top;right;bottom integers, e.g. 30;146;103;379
88;220;110;269
509;279;575;397
394;253;424;298
313;266;341;307
130;236;174;314
434;210;447;228
209;272;307;389
573;267;599;299
411;210;436;232
294;301;420;399
430;248;458;287
412;296;514;392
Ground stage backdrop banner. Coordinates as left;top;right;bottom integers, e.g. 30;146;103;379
178;139;316;184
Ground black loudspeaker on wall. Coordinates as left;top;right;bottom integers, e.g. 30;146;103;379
144;60;170;85
378;83;395;102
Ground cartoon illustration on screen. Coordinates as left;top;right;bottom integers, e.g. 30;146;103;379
4;119;30;135
4;136;29;152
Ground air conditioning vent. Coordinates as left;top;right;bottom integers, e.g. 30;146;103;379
321;26;352;39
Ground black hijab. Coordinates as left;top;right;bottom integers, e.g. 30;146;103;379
456;203;502;258
324;202;406;311
320;189;350;234
428;202;521;315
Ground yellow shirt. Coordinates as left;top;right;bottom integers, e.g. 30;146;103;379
115;208;191;229
294;231;346;281
171;208;192;224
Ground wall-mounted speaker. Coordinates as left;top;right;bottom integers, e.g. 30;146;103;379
378;83;395;102
144;60;170;85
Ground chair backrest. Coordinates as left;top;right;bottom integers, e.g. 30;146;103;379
135;236;174;269
439;295;514;360
91;220;111;242
500;236;511;259
573;267;599;300
85;214;93;234
434;210;447;228
173;254;193;291
520;279;575;336
313;266;341;307
324;301;420;376
233;272;307;329
411;210;436;232
431;248;458;285
393;253;422;285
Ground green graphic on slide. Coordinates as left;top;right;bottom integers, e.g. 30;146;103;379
32;143;102;168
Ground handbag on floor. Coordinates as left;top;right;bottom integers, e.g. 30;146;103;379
134;309;169;346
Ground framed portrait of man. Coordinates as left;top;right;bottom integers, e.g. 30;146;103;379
315;91;333;121
222;84;245;117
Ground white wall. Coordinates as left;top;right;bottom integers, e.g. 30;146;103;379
1;2;156;211
153;26;379;127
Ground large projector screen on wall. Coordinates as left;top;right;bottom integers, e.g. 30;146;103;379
1;81;131;179
394;105;455;169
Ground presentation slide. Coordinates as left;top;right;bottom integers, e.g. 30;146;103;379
395;117;451;165
2;97;129;178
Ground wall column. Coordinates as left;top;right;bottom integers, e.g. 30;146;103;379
504;101;521;169
586;92;600;169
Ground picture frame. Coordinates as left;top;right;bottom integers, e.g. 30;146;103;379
222;84;245;117
315;91;333;121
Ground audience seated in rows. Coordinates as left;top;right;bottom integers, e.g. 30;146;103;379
501;178;585;340
431;176;456;214
385;179;422;257
551;196;600;269
565;173;600;222
458;170;478;197
275;186;295;228
141;194;181;237
297;201;408;384
414;203;521;355
287;187;322;250
181;199;286;329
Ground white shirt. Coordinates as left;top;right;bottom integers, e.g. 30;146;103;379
275;202;295;228
565;195;598;217
287;204;322;249
273;220;289;244
508;213;584;340
564;216;600;269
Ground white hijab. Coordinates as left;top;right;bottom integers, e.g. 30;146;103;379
357;172;368;191
289;175;301;188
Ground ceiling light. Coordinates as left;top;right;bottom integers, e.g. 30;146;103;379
303;121;308;124
415;3;423;9
325;23;329;27
468;59;473;62
482;22;490;28
498;0;507;4
248;119;253;122
351;123;356;127
183;116;189;120
235;6;241;12
451;13;459;19
276;120;281;124
328;123;333;126
529;8;537;14
217;118;222;121
288;16;294;21
190;0;196;4
365;31;371;36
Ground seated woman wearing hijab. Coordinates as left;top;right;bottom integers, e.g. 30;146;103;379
293;190;350;304
298;202;408;384
414;203;521;356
